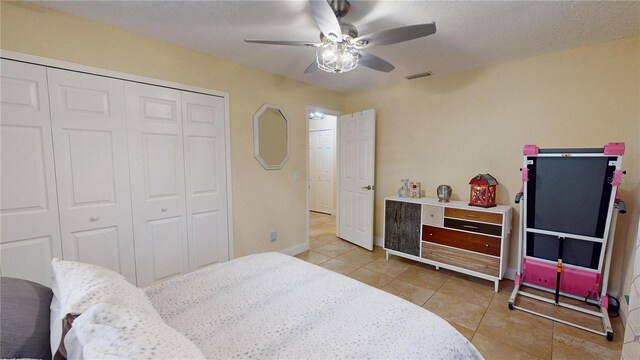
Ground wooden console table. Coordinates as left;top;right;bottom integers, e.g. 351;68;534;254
383;196;512;292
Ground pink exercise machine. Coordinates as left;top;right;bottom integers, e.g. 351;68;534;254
508;143;626;341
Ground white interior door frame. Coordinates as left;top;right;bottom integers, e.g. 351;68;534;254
0;50;235;260
305;105;341;249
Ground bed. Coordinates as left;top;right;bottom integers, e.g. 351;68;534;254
1;252;482;359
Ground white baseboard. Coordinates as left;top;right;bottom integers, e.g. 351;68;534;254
279;242;309;256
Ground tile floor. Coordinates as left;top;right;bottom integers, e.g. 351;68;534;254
297;212;625;360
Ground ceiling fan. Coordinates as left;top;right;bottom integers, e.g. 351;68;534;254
244;0;436;74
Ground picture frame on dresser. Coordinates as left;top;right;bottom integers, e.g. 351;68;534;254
383;196;512;292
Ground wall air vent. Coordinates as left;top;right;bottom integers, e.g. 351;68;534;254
405;71;433;80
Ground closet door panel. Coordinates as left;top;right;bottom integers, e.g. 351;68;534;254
149;217;183;280
47;69;136;283
1;236;54;285
0;60;62;286
64;129;116;204
143;133;180;197
182;92;229;270
192;211;220;267
72;227;120;271
126;82;189;286
1;126;50;213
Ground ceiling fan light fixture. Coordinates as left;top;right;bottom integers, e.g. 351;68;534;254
245;0;436;75
316;42;359;73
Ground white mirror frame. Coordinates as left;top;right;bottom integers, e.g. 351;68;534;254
253;103;290;170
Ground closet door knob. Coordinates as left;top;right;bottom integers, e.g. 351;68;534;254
90;216;100;222
161;207;168;212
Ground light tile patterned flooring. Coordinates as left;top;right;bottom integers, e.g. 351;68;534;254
297;212;624;360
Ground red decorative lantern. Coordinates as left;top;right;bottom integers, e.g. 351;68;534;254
469;174;498;208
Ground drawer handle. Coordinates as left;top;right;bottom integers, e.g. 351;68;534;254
161;207;168;212
90;216;100;222
462;225;479;229
430;214;434;218
485;244;489;247
429;233;433;236
465;214;479;218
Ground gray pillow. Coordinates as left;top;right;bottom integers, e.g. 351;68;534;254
0;277;53;360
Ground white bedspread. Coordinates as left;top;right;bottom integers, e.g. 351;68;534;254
144;252;482;359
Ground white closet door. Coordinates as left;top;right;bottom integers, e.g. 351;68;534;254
125;82;189;286
47;69;136;283
181;91;229;270
0;60;62;286
309;129;334;214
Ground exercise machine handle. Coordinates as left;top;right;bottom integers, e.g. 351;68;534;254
515;192;523;204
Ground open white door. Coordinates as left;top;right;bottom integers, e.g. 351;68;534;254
338;109;375;250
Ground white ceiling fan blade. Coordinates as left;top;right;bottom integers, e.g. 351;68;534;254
304;61;319;74
244;39;320;47
358;51;395;73
310;0;342;40
354;23;436;48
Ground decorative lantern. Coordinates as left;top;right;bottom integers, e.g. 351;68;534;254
469;174;498;208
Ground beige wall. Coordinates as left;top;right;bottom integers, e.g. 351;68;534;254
345;36;640;296
0;2;344;257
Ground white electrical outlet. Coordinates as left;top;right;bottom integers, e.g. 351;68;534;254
270;231;277;242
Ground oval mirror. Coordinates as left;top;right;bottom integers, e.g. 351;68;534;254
253;104;290;170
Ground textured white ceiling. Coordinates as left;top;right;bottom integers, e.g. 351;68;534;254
31;1;640;93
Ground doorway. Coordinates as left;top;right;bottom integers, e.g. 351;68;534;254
309;113;337;215
305;107;376;254
307;107;340;250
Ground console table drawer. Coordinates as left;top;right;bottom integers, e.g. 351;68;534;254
421;242;499;276
422;204;443;226
444;218;502;236
422;225;500;256
444;207;502;225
